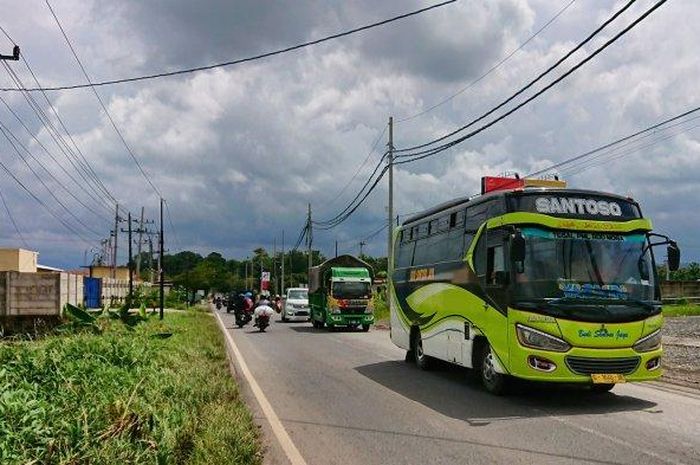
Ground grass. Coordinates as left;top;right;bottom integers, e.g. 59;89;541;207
0;311;260;464
373;293;389;323
663;304;700;317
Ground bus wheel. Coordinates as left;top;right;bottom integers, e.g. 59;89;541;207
412;329;432;370
480;344;508;395
361;324;370;332
591;383;615;393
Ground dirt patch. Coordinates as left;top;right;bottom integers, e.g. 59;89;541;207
662;316;700;390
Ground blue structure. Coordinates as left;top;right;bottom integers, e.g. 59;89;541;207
83;277;102;308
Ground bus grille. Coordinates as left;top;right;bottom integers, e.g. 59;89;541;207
341;307;366;314
565;356;641;375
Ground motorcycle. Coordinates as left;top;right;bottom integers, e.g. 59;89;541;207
236;308;253;328
254;313;271;332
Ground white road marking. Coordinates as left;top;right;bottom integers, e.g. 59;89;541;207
215;312;308;465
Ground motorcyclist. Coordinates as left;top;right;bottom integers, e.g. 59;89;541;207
254;295;274;328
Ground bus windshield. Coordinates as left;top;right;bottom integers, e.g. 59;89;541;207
513;227;657;318
332;282;371;299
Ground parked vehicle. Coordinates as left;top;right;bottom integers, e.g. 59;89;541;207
281;287;310;322
308;255;374;331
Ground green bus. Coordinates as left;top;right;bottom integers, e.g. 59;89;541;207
390;177;680;394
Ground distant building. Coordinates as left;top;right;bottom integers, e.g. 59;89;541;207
89;265;130;281
37;264;64;273
0;248;38;272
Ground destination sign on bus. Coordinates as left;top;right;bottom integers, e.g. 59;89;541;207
511;194;640;220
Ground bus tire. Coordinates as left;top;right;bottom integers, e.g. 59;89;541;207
591;383;615;393
361;324;370;332
412;329;432;370
404;350;415;363
480;343;508;395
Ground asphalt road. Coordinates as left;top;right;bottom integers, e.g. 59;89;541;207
217;310;700;465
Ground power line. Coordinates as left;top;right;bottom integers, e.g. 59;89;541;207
396;0;576;123
0;25;116;204
526;104;700;178
3;0;458;93
1;62;117;207
45;0;162;198
395;0;637;154
312;153;388;228
0;94;114;216
0;183;29;248
0;117;112;223
325;123;387;208
394;0;668;166
0;123;104;236
315;0;668;232
163;199;180;251
0;157;99;244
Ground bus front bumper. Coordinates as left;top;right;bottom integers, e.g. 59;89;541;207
508;344;663;383
326;313;374;326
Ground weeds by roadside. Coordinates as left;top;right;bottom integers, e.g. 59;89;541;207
0;312;260;464
663;304;700;317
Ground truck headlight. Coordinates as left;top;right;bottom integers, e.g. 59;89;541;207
633;330;661;353
516;324;570;352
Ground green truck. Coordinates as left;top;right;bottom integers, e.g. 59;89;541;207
308;255;374;331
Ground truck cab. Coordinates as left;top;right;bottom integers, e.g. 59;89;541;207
308;256;375;331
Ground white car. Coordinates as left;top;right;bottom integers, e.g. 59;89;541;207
281;288;310;322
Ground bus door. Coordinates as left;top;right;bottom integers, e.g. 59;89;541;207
484;228;510;311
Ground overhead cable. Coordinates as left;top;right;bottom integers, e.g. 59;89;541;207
394;0;669;166
2;0;458;92
395;0;637;154
45;0;162;198
397;0;576;123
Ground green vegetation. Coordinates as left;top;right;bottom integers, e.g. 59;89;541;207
373;292;389;323
658;262;700;281
0;312;260;464
162;248;388;299
663;304;700;317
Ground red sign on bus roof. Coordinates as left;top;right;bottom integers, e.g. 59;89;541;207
481;176;524;194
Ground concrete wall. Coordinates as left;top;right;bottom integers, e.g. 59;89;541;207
59;273;83;309
101;277;129;306
1;272;61;316
661;281;700;300
0;249;38;273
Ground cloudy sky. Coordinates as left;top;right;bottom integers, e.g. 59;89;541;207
0;0;698;268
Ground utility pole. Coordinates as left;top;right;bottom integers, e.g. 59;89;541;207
307;203;313;279
387;116;394;266
113;203;119;278
273;237;277;295
149;236;154;283
281;230;285;295
359;240;366;257
335;240;338;258
136;206;145;278
159;198;164;320
127;211;133;306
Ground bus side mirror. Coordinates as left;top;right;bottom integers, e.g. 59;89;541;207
511;231;526;273
668;242;680;271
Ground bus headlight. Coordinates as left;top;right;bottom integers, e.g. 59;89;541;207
634;330;661;353
516;324;570;352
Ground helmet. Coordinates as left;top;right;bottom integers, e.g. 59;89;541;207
244;292;252;298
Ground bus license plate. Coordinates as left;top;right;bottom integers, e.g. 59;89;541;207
591;373;625;384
